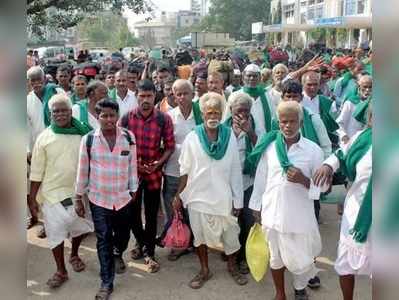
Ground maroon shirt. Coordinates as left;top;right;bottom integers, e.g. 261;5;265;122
121;108;175;190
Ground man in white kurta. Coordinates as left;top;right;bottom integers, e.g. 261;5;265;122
114;70;138;118
249;101;324;300
336;75;371;145
174;92;246;289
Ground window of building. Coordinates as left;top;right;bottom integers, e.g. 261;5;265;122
301;12;307;24
309;0;315;5
345;0;356;15
358;0;366;14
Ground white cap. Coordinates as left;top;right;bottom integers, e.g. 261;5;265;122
244;64;261;74
233;69;241;76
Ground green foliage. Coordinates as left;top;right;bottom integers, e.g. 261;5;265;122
78;13;140;49
194;0;272;40
337;28;348;44
27;0;151;37
309;28;327;43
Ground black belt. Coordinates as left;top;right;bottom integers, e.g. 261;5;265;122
60;198;73;208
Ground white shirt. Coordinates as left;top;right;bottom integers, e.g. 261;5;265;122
336;100;365;142
302;94;337;118
72;104;100;130
164;107;196;177
307;109;332;159
266;86;282;119
179;130;243;216
27;87;63;153
235;132;255;191
249;136;323;234
116;89;138;118
324;130;372;242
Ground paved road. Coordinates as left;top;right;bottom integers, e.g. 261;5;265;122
27;202;371;300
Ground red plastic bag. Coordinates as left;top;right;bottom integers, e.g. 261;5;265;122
162;210;191;249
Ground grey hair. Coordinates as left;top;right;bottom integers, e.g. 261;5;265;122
277;100;304;123
48;93;72;110
199;92;225;114
272;63;288;74
228;92;253;111
87;80;107;96
172;79;193;93
27;66;45;80
358;74;372;84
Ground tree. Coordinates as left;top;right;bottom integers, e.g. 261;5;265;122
273;0;282;25
194;0;272;41
27;0;151;37
77;13;140;49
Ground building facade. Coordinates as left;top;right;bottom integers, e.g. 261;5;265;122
176;10;201;29
264;0;372;48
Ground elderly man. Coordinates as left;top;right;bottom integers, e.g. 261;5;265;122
314;104;372;300
334;59;364;109
160;79;202;261
114;70;138;118
302;71;339;144
29;94;93;289
173;92;247;289
224;92;257;274
207;71;225;97
237;64;273;137
336;75;371;144
249;101;324;300
27;66;63;231
266;63;289;117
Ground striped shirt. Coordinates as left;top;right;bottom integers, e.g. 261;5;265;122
75;127;138;210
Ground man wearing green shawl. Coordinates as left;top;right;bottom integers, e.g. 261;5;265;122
70;75;88;105
28;93;93;289
313;104;372;300
333;59;364;109
173;92;247;289
249;101;324;300
336;75;372;144
237;64;274;137
224;91;257;274
160;79;202;261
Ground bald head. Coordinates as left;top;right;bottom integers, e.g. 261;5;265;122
358;75;372;99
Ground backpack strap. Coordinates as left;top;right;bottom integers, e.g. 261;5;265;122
120;128;135;146
86;131;94;175
156;110;165;132
120;112;130;129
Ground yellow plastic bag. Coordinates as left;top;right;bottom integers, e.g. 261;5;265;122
246;223;270;282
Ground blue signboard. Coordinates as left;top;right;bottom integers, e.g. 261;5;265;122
314;17;344;26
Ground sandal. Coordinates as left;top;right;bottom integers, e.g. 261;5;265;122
237;261;250;275
130;247;143;260
144;256;160;273
189;271;213;289
229;269;248;286
95;287;113;300
46;272;68;288
69;256;86;272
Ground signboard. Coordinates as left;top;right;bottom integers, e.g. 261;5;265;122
313;17;344;26
251;22;264;34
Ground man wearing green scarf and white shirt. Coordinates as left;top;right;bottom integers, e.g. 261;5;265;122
231;64;273;137
29;94;93;289
336;75;372;144
249;101;324;300
266;63;289;118
173;92;247;289
313;104;372;300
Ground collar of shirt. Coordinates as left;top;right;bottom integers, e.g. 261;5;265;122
117;89;136;102
175;106;194;121
133;107;157;122
286;134;307;151
93;126;125;139
303;93;318;102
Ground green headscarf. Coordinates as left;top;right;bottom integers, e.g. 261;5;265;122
194;124;231;160
244;130;294;175
335;127;372;243
50;117;92;136
243;86;272;132
42;83;59;127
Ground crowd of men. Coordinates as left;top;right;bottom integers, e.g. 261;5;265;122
27;44;372;300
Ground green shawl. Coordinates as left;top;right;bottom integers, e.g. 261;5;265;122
77;100;94;130
244;130;294;175
344;89;361;105
108;88;117;101
340;71;355;90
271;109;319;145
335;127;372;243
71;93;86;105
192;100;204;125
50;117;92;136
243;86;272;132
194;124;231;160
319;95;339;133
353;98;371;125
42;83;59;127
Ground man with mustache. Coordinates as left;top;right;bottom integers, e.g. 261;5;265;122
120;79;175;273
173;92;247;289
266;63;289;118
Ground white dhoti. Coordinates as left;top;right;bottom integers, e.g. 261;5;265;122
188;208;241;255
265;228;322;290
42;201;93;249
335;234;371;276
